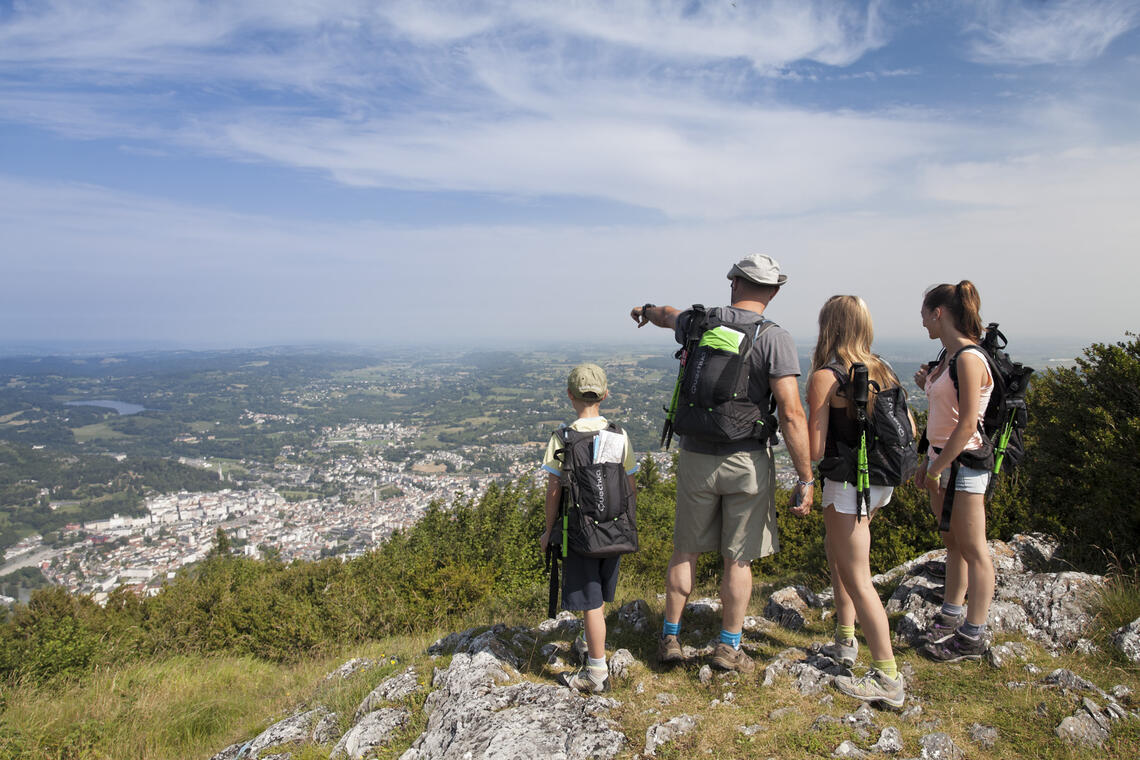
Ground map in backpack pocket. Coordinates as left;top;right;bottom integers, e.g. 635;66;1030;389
592;429;625;464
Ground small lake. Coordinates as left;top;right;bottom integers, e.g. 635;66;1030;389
65;400;146;415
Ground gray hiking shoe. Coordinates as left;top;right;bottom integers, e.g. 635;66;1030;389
657;634;684;665
711;642;756;673
923;611;965;644
570;634;589;665
560;666;611;693
820;636;858;667
834;668;905;708
922;628;986;663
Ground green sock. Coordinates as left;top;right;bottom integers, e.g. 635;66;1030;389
872;658;898;680
837;624;856;643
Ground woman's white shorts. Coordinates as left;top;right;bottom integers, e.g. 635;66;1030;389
822;479;894;516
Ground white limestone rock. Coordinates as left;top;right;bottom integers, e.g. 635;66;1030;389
644;714;698;757
246;708;328;759
399;651;624;760
608;648;638;681
1111;616;1140;664
918;732;963;760
330;708;411;760
870;726;904;754
354;667;421;720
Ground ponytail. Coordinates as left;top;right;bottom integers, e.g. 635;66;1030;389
923;280;983;341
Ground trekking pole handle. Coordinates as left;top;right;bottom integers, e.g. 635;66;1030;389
851;363;869;410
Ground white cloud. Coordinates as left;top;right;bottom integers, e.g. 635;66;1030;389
200;96;950;218
964;0;1140;65
3;150;1137;346
0;1;921;219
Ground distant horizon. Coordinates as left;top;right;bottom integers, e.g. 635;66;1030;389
0;332;1115;364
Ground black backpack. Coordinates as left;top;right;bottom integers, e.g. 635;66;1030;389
818;361;919;492
670;305;778;445
921;323;1034;530
550;423;638;559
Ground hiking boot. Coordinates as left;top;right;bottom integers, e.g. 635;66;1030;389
657;634;684;665
710;642;755;673
560;666;611;694
820;636;858;667
834;668;906;708
570;634;589;665
922;628;986;663
923;611;965;644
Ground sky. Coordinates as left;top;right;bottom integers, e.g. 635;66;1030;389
2;0;1138;352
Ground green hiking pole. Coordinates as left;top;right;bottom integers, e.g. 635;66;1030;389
661;365;682;449
993;410;1016;476
851;363;871;520
856;430;870;518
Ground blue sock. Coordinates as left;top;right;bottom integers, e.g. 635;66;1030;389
941;602;965;617
662;620;681;639
720;629;742;649
960;620;985;638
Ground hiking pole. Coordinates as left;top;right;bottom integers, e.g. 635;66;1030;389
545;542;560;619
992;409;1016;477
661;354;683;449
851;364;871;520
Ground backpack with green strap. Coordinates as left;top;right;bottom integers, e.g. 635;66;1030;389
668;305;779;446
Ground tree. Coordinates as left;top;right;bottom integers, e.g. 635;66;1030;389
1024;334;1140;570
637;454;660;489
210;527;232;558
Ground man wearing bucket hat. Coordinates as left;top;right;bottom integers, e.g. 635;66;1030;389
630;254;814;673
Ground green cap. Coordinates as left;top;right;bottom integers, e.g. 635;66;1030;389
568;363;608;400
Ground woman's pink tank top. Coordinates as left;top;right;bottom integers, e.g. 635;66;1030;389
925;346;993;451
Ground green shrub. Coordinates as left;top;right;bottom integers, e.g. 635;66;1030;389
1024;334;1140;570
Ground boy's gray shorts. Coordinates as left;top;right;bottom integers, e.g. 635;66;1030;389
562;553;619;611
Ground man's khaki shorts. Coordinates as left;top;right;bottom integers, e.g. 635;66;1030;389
674;447;779;562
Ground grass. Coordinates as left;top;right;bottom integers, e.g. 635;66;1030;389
71;422;129;443
2;575;1139;760
1090;556;1140;658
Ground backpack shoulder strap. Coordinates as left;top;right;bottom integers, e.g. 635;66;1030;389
948;345;994;393
824;360;848;383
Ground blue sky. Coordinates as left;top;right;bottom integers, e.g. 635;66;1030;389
2;0;1138;350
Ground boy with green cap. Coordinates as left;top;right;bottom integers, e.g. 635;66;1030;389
540;363;639;693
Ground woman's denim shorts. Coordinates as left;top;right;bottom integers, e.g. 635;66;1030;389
935;464;991;494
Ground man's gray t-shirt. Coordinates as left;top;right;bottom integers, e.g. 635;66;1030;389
674;305;801;455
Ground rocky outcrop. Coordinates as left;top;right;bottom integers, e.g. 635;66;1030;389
1112;616;1140;663
888;534;1103;649
331;707;411;759
245;708;330;759
400;649;624;759
354;667;421;720
212;535;1140;759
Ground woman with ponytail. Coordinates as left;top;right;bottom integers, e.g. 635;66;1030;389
801;295;910;706
914;280;994;662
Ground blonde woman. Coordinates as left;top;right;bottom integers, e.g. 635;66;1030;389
802;295;911;706
914;281;994;662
